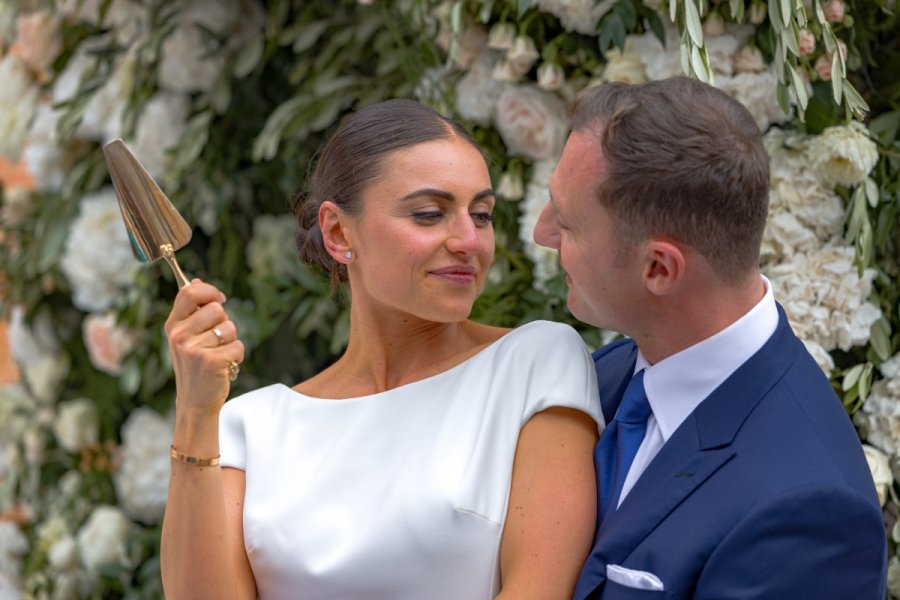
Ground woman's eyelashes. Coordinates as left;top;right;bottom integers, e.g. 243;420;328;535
409;210;495;227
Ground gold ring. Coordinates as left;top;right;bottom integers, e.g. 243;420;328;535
212;327;224;346
227;361;240;381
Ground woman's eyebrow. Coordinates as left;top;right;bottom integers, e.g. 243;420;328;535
399;188;495;202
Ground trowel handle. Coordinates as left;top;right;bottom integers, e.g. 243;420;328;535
160;243;191;289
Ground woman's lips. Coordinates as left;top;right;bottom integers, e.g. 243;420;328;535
430;265;476;284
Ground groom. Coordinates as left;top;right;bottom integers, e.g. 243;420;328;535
534;77;887;598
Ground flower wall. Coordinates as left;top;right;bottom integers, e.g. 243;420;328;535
0;0;898;596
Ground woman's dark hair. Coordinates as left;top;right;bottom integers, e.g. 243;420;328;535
295;99;481;284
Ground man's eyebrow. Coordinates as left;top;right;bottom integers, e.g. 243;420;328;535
399;188;496;202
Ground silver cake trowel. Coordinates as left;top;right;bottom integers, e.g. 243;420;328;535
103;138;192;289
103;139;240;380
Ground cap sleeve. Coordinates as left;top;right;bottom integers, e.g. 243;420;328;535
219;396;248;470
518;322;603;430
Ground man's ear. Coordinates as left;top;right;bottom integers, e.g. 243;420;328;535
641;240;685;296
319;201;354;264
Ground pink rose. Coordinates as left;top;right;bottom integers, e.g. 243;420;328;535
824;0;845;23
13;11;62;77
814;54;832;81
83;313;135;376
798;29;816;56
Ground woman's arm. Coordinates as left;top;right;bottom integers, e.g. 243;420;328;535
158;280;255;600
497;406;598;600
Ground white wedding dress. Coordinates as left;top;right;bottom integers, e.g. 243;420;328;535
219;320;601;599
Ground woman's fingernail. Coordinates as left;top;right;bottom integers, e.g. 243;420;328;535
219;293;227;303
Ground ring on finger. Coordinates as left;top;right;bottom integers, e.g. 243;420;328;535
212;327;224;346
227;361;240;381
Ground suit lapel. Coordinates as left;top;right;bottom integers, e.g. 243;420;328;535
578;306;801;598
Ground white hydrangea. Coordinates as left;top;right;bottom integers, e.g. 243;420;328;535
113;408;173;524
801;339;835;377
518;160;559;287
52;49;131;142
22;101;83;193
52;399;99;454
76;505;131;571
761;129;845;264
766;244;881;353
60;188;140;312
0;522;28;594
122;91;190;179
717;70;790;131
8;306;70;404
0;54;40;159
536;0;616;35
247;214;301;281
494;84;568;161
807;121;879;187
854;354;900;460
158;0;265;93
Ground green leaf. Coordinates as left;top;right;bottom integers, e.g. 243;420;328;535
865;177;879;208
233;34;264;78
859;363;874;402
789;63;808;109
684;1;703;47
842;363;864;391
870;317;893;362
831;59;843;105
670;0;678;23
290;21;329;53
783;23;800;57
690;44;707;81
779;0;792;27
843;81;870;118
776;81;792;114
518;0;534;18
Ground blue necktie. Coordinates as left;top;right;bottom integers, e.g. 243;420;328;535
597;369;651;523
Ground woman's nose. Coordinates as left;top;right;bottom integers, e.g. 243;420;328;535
446;214;482;255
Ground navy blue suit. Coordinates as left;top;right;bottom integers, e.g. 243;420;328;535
576;306;887;599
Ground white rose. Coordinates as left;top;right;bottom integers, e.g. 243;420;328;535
76;506;131;571
603;37;648;84
808;121;879;187
0;54;40;159
60;188;140;312
536;0;617;34
537;62;566;91
863;444;892;506
48;535;78;572
53;399;98;454
22;101;85;193
113;408;173;524
456;50;507;126
733;45;766;73
495;85;568;161
497;172;525;201
506;36;540;76
82;313;136;376
488;22;516;50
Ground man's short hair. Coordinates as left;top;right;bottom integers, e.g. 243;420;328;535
570;77;769;281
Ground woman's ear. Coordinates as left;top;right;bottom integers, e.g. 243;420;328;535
319;201;354;264
641;240;685;296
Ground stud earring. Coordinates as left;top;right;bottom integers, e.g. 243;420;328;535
344;251;353;259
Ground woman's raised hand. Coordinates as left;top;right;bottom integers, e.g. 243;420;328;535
165;279;245;415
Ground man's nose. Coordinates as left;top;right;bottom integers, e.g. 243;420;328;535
533;202;560;249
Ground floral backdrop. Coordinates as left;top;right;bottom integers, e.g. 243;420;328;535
0;0;897;597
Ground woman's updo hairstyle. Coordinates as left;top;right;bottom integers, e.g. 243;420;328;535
295;99;481;284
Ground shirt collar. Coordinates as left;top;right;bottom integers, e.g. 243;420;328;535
634;276;778;441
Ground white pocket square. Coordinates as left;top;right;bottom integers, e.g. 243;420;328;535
606;564;665;591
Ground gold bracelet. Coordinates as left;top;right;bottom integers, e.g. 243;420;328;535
170;445;220;467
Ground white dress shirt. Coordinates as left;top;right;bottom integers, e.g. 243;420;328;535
616;277;779;507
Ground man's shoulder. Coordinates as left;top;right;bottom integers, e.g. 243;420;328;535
591;337;635;365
